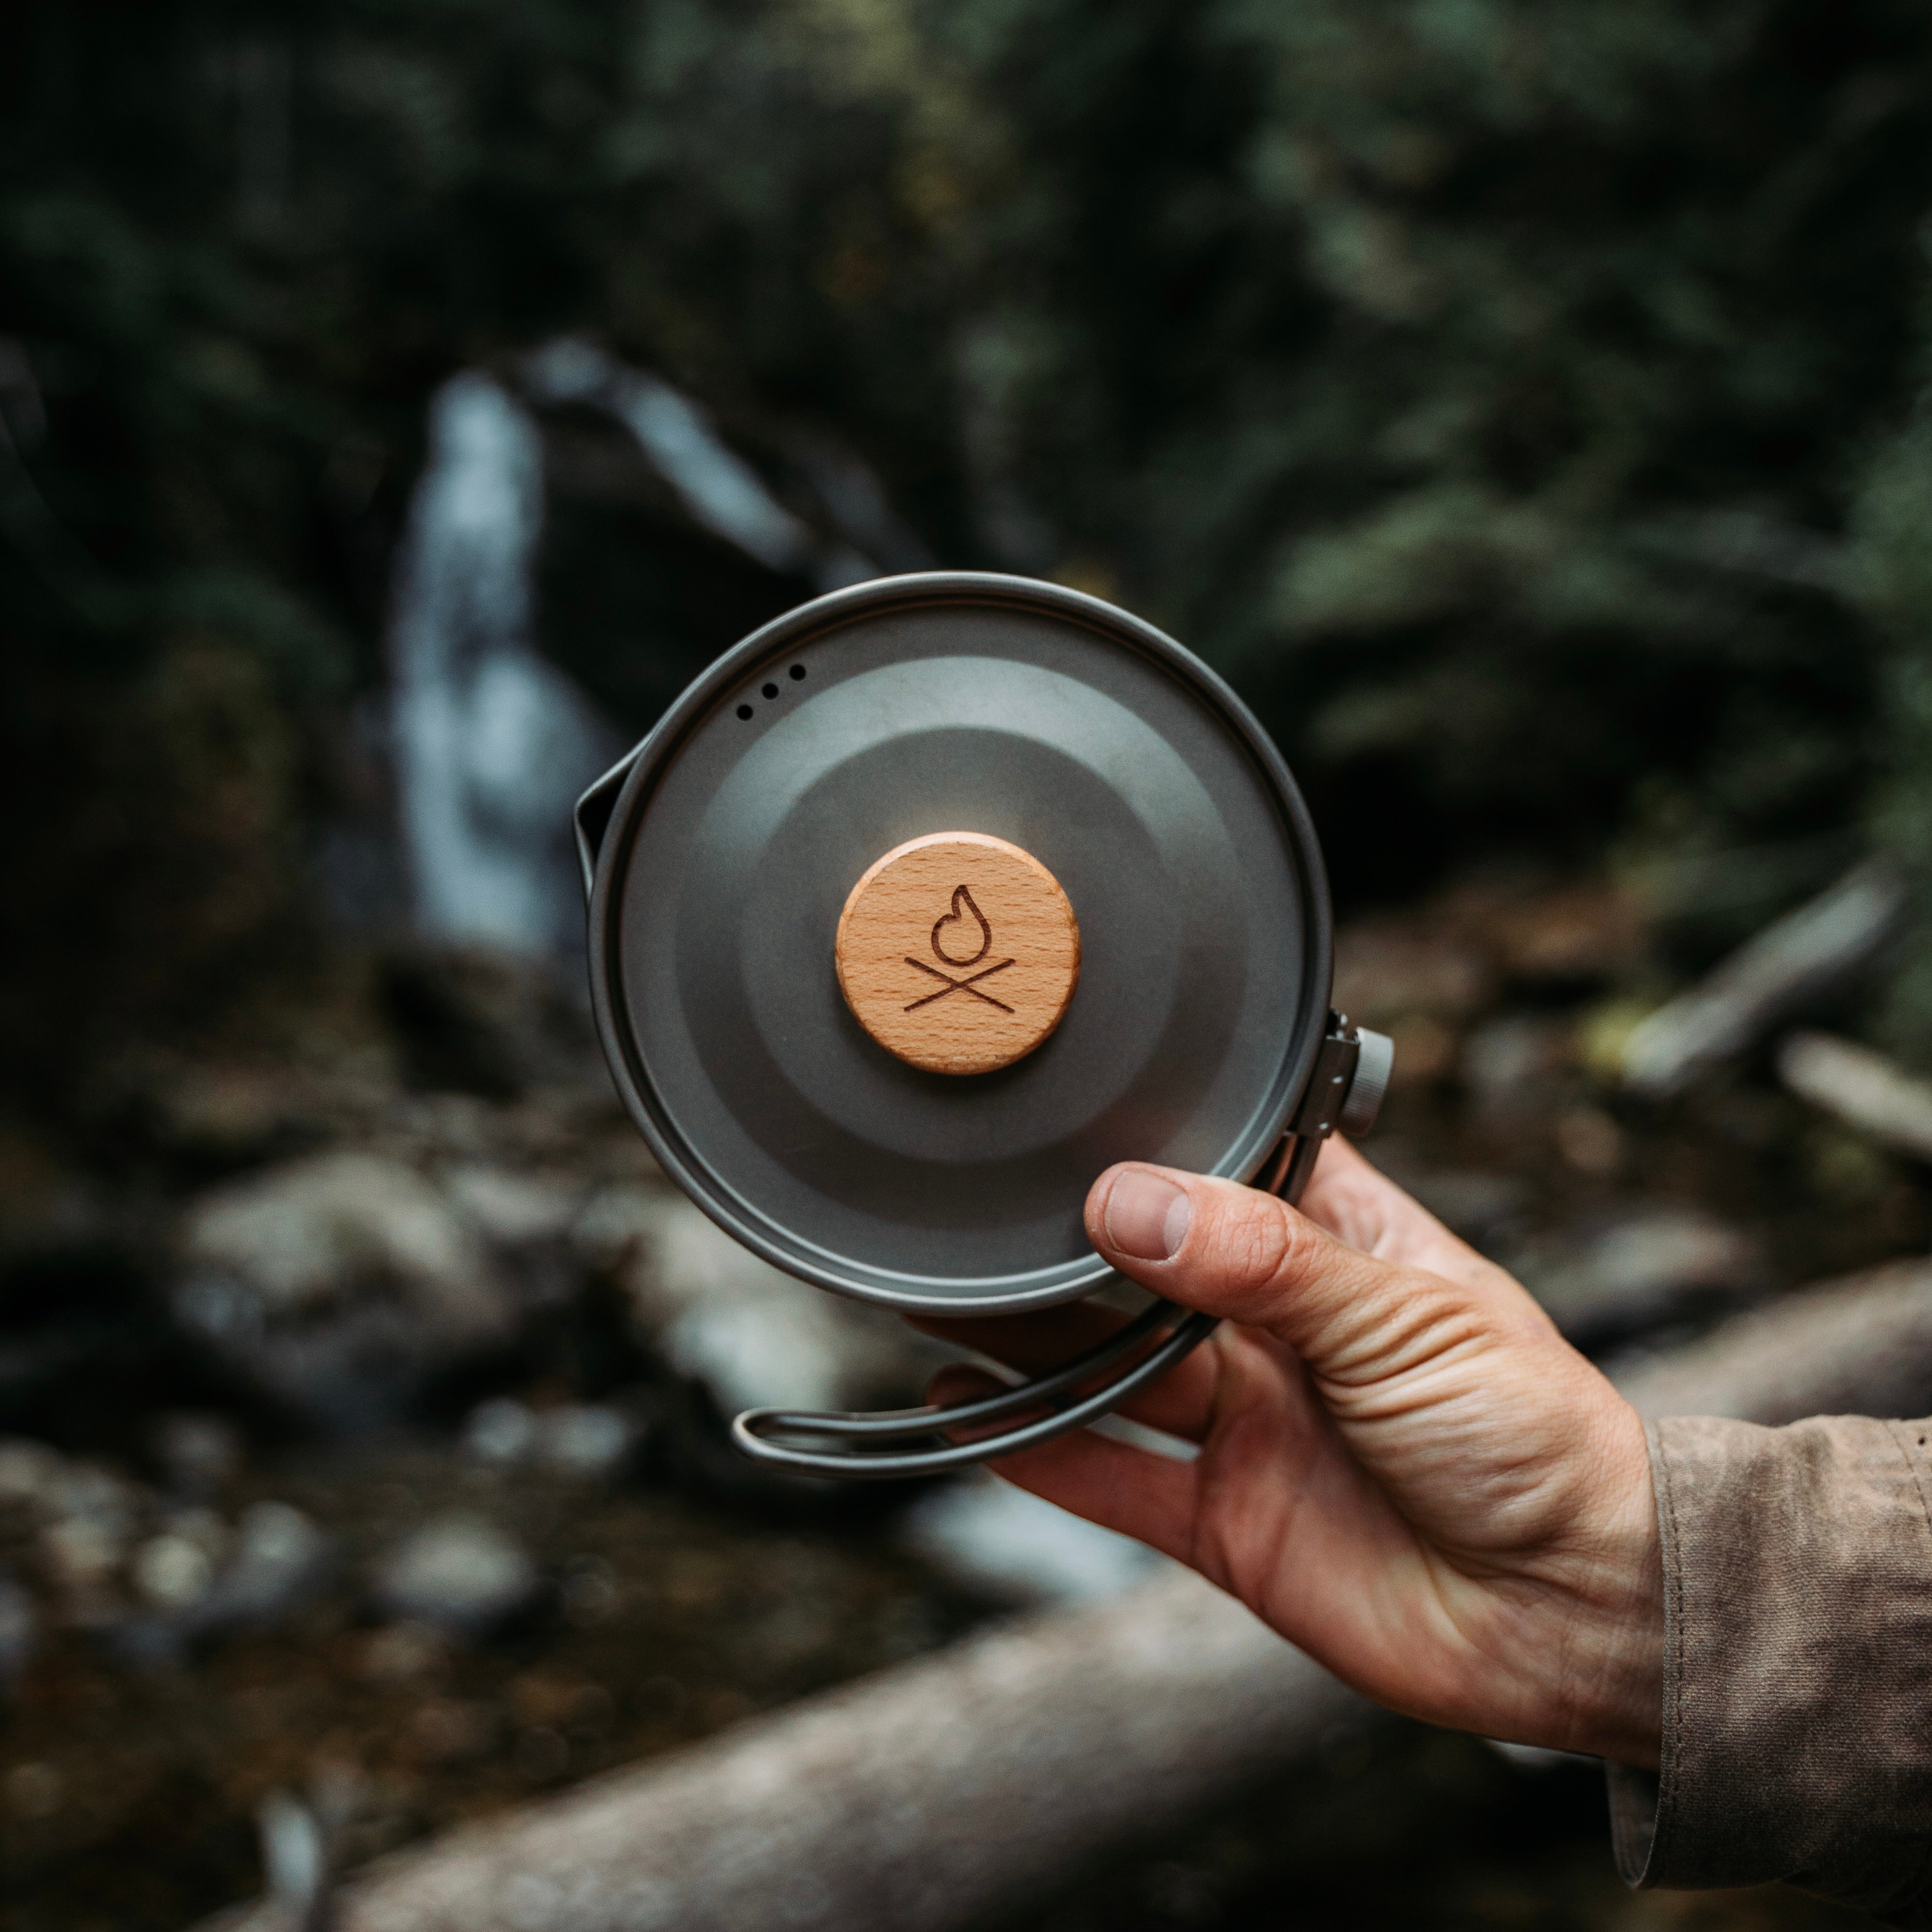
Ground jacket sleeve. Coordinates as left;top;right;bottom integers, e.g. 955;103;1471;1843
1606;1413;1932;1923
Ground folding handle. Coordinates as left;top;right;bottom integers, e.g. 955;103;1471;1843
729;1011;1392;1480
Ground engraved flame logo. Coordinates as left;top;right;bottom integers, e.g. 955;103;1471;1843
904;885;1015;1013
930;886;992;967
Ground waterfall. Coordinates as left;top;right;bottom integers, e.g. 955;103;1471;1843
522;337;879;592
387;370;618;959
385;346;902;958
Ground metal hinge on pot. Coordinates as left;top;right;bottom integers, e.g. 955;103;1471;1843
1290;1010;1394;1143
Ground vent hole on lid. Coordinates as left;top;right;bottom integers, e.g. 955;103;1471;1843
789;663;806;680
762;683;779;700
736;704;754;721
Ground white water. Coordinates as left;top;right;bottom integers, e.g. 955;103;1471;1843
387;371;618;957
388;348;895;955
523;337;878;590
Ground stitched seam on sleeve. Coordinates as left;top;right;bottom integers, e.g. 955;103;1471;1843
1886;1419;1932;1547
1877;1421;1932;1918
1649;1419;1686;1884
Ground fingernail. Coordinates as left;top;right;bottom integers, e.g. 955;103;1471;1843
1104;1169;1192;1261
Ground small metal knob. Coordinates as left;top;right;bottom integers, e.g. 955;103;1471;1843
1338;1026;1394;1139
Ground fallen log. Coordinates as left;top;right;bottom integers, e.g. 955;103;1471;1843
1621;858;1905;1100
1776;1029;1932;1165
205;1254;1932;1932
208;1569;1364;1932
1615;1255;1932;1427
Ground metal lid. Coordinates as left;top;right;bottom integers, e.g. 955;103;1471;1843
579;572;1332;1315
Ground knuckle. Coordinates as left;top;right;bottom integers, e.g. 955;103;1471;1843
1195;1184;1302;1299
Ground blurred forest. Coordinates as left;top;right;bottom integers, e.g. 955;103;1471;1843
14;5;1932;1928
10;0;1932;1094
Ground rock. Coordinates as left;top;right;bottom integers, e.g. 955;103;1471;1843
174;1151;516;1425
132;1512;226;1610
377;944;598;1101
0;1436;143;1626
461;1398;638;1478
31;1457;143;1626
462;1396;540;1466
539;1406;634;1477
1517;1207;1763;1348
0;1435;326;1656
582;1188;945;1417
442;1165;579;1248
373;1515;539;1634
203;1502;329;1627
442;1163;583;1308
0;1435;65;1507
120;1499;332;1660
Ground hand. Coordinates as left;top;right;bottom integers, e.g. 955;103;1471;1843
923;1138;1664;1767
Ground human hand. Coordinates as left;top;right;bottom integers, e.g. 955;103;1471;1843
923;1138;1663;1767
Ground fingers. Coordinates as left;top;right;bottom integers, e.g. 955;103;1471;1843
908;1139;1514;1446
975;1423;1201;1558
1299;1137;1507;1293
923;1320;1362;1596
1083;1157;1557;1389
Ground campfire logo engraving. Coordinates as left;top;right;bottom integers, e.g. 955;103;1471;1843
903;886;1016;1013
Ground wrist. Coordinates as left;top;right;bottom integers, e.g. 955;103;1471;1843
1562;1404;1665;1767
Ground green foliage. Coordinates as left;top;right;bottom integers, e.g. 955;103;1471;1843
7;0;1932;1065
917;0;1932;883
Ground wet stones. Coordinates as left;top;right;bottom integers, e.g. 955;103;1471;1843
174;1151;517;1426
372;1515;539;1635
461;1399;639;1480
584;1189;945;1418
0;1433;327;1654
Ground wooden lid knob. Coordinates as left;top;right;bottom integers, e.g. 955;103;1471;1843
835;833;1080;1076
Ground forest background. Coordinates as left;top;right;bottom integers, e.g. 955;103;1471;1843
8;0;1932;1100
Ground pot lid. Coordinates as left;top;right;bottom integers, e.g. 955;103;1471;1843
579;572;1331;1314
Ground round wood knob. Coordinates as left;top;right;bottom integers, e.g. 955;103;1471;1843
835;833;1081;1076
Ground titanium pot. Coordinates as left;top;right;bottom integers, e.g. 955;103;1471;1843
575;572;1391;1477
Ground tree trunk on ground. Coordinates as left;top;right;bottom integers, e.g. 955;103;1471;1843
205;1257;1932;1932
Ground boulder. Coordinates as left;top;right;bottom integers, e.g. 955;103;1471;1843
175;1151;516;1425
576;1187;946;1418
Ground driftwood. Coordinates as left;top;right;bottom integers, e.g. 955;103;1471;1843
1777;1029;1932;1165
205;1255;1932;1932
1621;859;1905;1099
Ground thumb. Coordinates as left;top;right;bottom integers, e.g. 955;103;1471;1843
1084;1161;1556;1385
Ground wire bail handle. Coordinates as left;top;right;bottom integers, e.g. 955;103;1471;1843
730;1011;1393;1480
